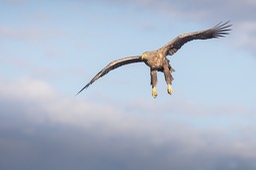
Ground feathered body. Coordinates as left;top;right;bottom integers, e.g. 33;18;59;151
77;22;231;97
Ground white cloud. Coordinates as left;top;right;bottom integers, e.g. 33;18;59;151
233;21;256;50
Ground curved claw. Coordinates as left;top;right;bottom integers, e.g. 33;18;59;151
152;87;158;98
167;84;173;95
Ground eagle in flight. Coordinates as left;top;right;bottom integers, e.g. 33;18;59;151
77;21;231;98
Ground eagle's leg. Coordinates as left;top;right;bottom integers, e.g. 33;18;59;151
163;60;174;95
150;69;158;98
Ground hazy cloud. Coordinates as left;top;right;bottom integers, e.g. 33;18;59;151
96;0;256;55
0;26;65;42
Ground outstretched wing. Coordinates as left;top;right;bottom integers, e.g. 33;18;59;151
160;21;232;56
76;55;142;95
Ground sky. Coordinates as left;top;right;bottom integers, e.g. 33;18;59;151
0;0;256;170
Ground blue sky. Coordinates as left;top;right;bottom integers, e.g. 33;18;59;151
1;0;256;170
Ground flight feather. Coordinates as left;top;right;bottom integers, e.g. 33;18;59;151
76;55;142;95
161;21;232;56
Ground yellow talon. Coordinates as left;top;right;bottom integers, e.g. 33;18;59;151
152;87;158;98
167;84;173;95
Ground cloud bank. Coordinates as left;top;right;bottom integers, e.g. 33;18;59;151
0;77;256;170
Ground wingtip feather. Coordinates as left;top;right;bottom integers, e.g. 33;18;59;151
75;84;90;96
213;21;232;38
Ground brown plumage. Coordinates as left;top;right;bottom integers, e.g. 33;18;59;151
77;21;231;97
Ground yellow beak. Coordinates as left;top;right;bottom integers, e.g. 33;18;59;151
141;54;146;60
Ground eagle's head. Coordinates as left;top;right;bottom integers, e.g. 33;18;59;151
141;51;152;60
